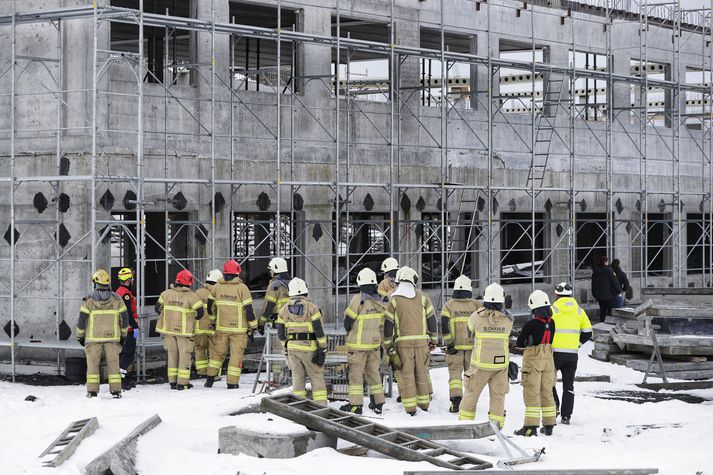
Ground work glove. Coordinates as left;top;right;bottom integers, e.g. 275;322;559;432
508;361;519;381
312;347;327;367
388;347;402;371
268;313;278;323
248;330;255;343
446;344;458;355
257;325;265;336
133;328;139;339
78;337;85;347
428;341;437;351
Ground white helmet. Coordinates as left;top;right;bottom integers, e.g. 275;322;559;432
555;282;573;296
206;269;223;284
395;266;418;285
528;289;551;310
288;277;309;297
268;257;289;274
356;268;378;286
483;283;505;304
381;257;399;273
453;275;472;292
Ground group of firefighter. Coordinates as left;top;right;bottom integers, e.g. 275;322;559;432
77;255;592;437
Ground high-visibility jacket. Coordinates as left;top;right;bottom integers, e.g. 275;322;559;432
551;297;592;354
78;292;129;343
377;277;396;298
259;277;290;325
277;297;327;351
195;284;216;335
209;277;255;333
384;290;437;348
468;307;513;371
156;286;203;336
344;293;386;351
441;298;482;350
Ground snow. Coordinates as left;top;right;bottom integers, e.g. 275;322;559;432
1;341;712;474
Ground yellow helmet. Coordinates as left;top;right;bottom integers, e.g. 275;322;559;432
117;267;134;281
92;269;111;286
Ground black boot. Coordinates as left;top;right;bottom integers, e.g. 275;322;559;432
368;394;376;410
449;396;462;413
514;426;538;437
227;383;239;389
176;383;193;390
122;377;134;391
397;395;401;403
540;425;554;436
111;391;122;399
339;404;362;414
204;376;215;388
561;416;571;425
86;391;98;398
170;383;177;390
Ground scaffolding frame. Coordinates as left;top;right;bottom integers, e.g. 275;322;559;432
1;0;712;381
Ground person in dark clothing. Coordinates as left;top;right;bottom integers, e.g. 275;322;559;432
610;259;630;306
591;256;622;322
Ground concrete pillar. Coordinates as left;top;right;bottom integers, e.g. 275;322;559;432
296;6;331;102
611;51;630;122
303;202;335;324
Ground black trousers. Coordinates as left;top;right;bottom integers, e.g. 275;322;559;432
119;331;137;371
552;352;578;419
597;298;616;323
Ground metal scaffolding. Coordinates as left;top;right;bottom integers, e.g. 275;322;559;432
0;0;712;380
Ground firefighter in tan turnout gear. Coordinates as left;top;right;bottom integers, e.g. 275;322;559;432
458;283;513;428
515;289;557;436
194;269;222;377
378;257;399;299
340;268;387;415
258;257;291;333
276;278;329;404
205;259;256;389
384;266;438;416
155;270;204;390
77;269;129;398
441;275;482;413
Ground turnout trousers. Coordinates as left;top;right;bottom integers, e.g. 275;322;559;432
522;345;557;426
288;350;327;405
458;366;508;428
193;333;210;375
208;332;248;385
395;344;431;413
163;335;194;385
347;349;385;406
85;342;122;393
446;349;472;398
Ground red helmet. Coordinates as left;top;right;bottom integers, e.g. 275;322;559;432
175;269;194;286
223;259;242;275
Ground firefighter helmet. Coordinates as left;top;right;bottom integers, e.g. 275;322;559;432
268;257;288;274
117;267;134;282
380;257;399;273
555;282;573;296
453;275;472;292
356;268;377;286
223;259;242;275
528;289;551;310
483;283;505;304
395;266;418;285
92;269;111;286
175;269;194;286
206;269;223;284
288;277;309;297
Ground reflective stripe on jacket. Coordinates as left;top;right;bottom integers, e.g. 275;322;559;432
385;291;437;347
551;297;592;353
79;294;128;343
156;287;203;336
468;307;513;370
195;285;216;335
441;298;482;350
345;294;386;350
210;277;255;333
277;297;327;351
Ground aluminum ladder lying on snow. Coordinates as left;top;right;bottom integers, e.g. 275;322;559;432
39;417;99;467
261;394;492;471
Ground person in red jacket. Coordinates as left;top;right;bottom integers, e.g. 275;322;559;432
116;267;139;390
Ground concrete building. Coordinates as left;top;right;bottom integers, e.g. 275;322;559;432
1;0;712;366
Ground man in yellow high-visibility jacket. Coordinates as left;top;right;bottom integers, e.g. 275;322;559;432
550;282;592;425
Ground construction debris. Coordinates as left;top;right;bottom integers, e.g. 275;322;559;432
39;417;98;467
260;394;493;470
394;423;494;440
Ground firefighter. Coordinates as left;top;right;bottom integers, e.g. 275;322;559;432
257;257;291;333
205;259;256;389
155;270;204;390
340;268;386;415
276;278;328;405
515;289;557;436
378;257;399;299
76;269;129;398
194;269;222;377
551;282;592;425
383;266;438;415
458;283;513;428
115;267;138;390
441;275;482;413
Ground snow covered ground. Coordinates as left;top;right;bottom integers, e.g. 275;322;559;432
1;341;712;474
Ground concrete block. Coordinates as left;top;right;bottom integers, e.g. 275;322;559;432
219;414;337;458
